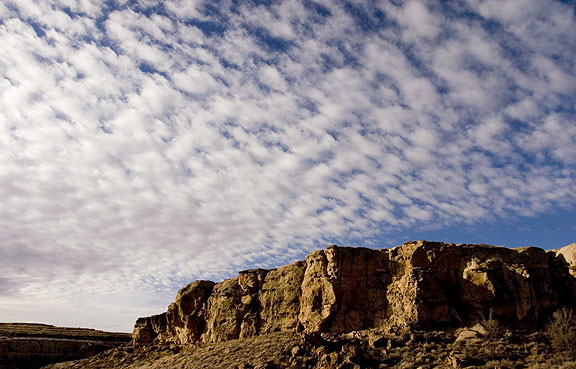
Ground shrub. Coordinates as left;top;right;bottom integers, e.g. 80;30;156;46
481;309;500;339
545;307;576;358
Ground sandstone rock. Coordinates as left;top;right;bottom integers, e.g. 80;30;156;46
447;352;465;368
556;243;576;266
132;240;576;347
555;242;576;280
164;280;215;344
385;241;562;330
454;323;488;342
298;242;556;333
298;249;337;334
366;331;388;348
132;315;160;346
259;261;306;334
299;246;390;334
458;246;556;327
238;268;269;339
0;324;130;369
201;277;244;343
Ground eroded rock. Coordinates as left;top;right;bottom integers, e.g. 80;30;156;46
299;246;391;334
259;261;306;334
163;280;215;344
132;241;576;346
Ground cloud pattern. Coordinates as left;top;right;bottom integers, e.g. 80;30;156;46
0;0;575;330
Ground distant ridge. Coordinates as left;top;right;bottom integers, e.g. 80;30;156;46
0;322;130;369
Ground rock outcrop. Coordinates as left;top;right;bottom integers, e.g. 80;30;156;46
555;242;576;276
133;241;576;346
0;323;130;369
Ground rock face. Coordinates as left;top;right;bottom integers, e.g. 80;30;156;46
0;323;130;369
133;261;306;345
298;246;390;334
556;242;576;275
133;241;576;346
0;337;118;369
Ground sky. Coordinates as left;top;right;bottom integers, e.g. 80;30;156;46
0;0;575;332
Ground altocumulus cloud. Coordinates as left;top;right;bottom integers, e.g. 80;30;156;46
0;0;575;331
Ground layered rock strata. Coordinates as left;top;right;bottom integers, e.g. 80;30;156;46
0;323;130;369
133;241;576;346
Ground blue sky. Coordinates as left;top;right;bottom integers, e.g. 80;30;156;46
0;0;575;332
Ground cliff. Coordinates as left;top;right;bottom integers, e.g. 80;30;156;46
133;241;576;346
0;323;131;369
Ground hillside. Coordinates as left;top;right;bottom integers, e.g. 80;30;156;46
42;326;575;368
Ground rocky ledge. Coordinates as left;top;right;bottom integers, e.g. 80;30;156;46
0;323;131;369
133;241;576;346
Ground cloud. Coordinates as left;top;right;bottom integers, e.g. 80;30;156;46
383;0;441;41
517;113;576;164
0;0;575;331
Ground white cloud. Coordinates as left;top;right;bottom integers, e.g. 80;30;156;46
517;114;576;164
164;0;203;20
390;0;441;41
0;0;575;331
258;65;287;91
174;68;223;95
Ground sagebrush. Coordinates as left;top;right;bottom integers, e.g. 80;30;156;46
546;307;576;358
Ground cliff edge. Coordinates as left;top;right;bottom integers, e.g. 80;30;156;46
132;240;576;346
0;323;130;369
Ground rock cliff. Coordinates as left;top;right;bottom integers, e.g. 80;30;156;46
133;241;576;346
0;323;130;369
